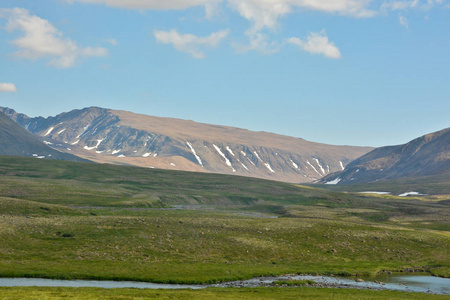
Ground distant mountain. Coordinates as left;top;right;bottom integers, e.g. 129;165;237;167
321;128;450;185
0;110;89;162
1;106;372;183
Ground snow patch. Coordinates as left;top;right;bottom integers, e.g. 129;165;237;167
170;163;176;166
240;151;247;156
96;151;103;154
314;158;326;174
187;142;203;167
265;163;275;173
66;148;71;151
398;192;424;197
153;153;157;157
57;129;65;135
290;159;298;169
112;150;121;155
43;141;52;145
84;145;96;151
238;159;249;171
339;161;345;170
143;153;151;157
325;178;341;185
253;151;263;161
226;146;235;156
118;154;126;158
44;127;54;136
76;124;90;138
71;140;79;145
306;160;322;176
214;144;235;172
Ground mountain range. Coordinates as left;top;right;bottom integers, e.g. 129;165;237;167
0;106;372;183
0;110;88;162
321;127;450;185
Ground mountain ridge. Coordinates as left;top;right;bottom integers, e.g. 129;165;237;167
0;110;89;162
321;127;450;185
1;106;373;183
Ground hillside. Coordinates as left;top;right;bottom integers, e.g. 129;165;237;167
0;106;372;183
0;111;88;162
321;127;450;185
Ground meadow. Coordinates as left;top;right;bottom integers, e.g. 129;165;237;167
0;156;448;298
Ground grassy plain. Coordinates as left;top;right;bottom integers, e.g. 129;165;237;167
0;286;449;300
0;156;448;285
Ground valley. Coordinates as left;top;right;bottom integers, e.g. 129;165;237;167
0;156;448;291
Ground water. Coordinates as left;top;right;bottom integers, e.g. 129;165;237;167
0;278;202;289
0;274;448;294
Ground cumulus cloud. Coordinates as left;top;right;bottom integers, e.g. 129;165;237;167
0;83;17;92
0;8;108;68
288;31;342;59
399;15;409;28
154;29;229;58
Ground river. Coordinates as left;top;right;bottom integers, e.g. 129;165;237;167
0;274;448;295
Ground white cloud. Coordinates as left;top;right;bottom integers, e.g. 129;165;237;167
399;15;409;27
381;0;444;11
106;38;118;45
66;0;221;10
0;8;108;68
0;83;17;92
154;29;229;58
288;31;342;59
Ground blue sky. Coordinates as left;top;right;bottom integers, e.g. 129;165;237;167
0;0;449;147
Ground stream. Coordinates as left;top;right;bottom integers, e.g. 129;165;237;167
0;274;448;295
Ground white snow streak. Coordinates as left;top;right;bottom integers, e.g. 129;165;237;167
290;159;298;169
398;192;423;197
143;153;151;157
71;140;80;145
253;151;263;161
265;163;275;173
76;124;91;138
84;139;103;151
187;142;203;167
112;150;121;155
57;129;66;135
213;144;235;172
170;163;176;166
43;141;52;145
314;158;326;174
118;154;126;158
306;160;322;176
153;153;157;157
325;178;341;185
240;151;247;156
44;127;54;136
226;146;235;156
339;161;345;170
238;159;249;171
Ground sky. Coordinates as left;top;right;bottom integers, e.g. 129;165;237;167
0;0;449;147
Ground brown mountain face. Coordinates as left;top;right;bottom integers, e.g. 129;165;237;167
321;127;450;185
1;106;372;183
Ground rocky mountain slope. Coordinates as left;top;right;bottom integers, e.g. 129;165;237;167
0;111;88;162
321;127;450;185
1;106;372;183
